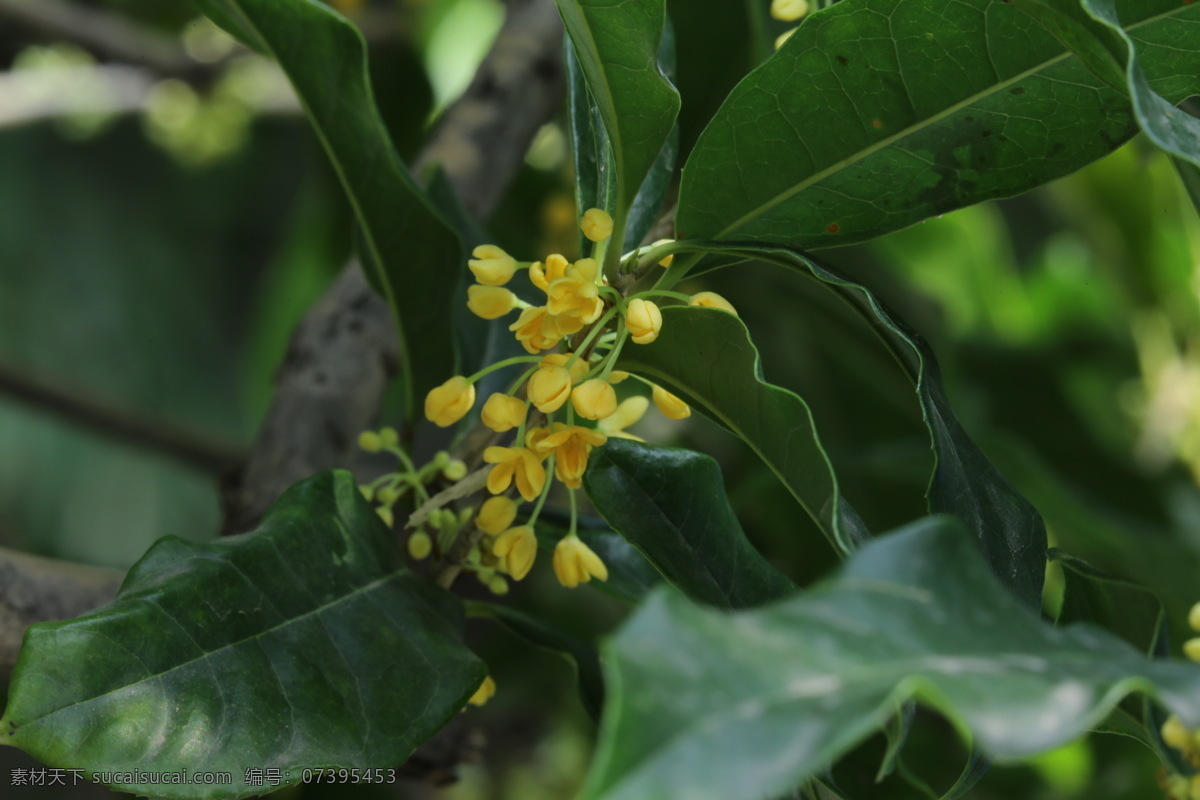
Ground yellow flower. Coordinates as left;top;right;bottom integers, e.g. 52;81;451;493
608;370;630;384
483;446;547;501
527;365;573;413
493;525;538;580
770;0;809;22
547;259;604;322
581;208;614;242
1163;714;1193;752
1186;638;1200;662
552;535;608;588
509;306;562;353
775;28;798;50
541;352;589;384
598;396;648;441
468;244;517;286
407;531;433;560
572;378;618;420
481;393;527;432
625;298;663;344
1189;601;1200;632
358;430;382;452
467;285;518;319
476;496;518;535
524;425;554;452
425;376;476;427
468;675;496;706
534;423;608;489
529;253;571;292
689;291;738;316
652;384;691;420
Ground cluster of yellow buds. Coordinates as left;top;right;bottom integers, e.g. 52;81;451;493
419;208;737;589
771;0;809;49
1160;602;1200;799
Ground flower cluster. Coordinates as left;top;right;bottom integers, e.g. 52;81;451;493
1160;602;1200;799
421;208;737;589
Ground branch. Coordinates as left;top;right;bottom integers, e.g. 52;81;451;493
0;362;244;473
221;0;565;533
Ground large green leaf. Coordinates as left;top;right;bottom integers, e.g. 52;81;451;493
569;21;679;255
1053;549;1165;657
660;243;1047;609
579;517;1200;800
554;0;680;265
194;0;463;405
676;0;1200;249
584;439;794;608
0;471;484;800
615;309;870;558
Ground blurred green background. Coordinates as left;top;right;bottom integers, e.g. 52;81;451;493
1;0;1198;798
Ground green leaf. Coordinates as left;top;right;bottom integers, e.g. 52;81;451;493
584;439;795;608
615;318;870;558
579;516;1200;800
1052;549;1165;657
194;0;463;406
1078;0;1200;167
0;471;484;799
467;601;605;720
554;0;680;263
663;243;1047;610
676;0;1200;249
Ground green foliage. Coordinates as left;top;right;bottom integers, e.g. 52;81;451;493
585;439;794;608
579;517;1200;800
194;0;463;405
0;472;484;798
676;0;1200;250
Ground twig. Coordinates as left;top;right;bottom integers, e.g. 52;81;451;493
0;362;244;473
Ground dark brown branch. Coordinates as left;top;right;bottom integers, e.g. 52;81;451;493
221;0;565;533
0;362;244;473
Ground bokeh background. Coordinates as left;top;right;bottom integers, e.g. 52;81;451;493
2;0;1199;797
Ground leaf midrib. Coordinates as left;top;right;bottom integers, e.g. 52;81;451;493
713;5;1185;240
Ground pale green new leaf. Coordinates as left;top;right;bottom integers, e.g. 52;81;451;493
580;517;1200;800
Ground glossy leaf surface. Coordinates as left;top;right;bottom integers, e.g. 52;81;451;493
581;517;1200;800
195;0;462;404
554;0;679;257
0;472;484;799
584;439;794;608
666;243;1047;610
615;308;869;557
677;0;1200;249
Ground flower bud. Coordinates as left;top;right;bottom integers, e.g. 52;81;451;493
572;378;618;420
477;496;518;535
527;365;573;413
377;486;399;505
775;28;798;50
467;285;518;319
1189;601;1200;633
1186;637;1200;662
651;239;675;267
408;531;432;560
358;431;382;452
493;525;538;580
652;384;691;420
359;485;375;501
488;575;509;596
425;377;476;427
625;298;663;345
580;208;614;242
608;370;630;384
442;459;468;481
1163;714;1192;751
377;506;394;527
481;393;527;432
540;352;588;384
468;244;517;286
771;0;809;22
689;291;738;316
